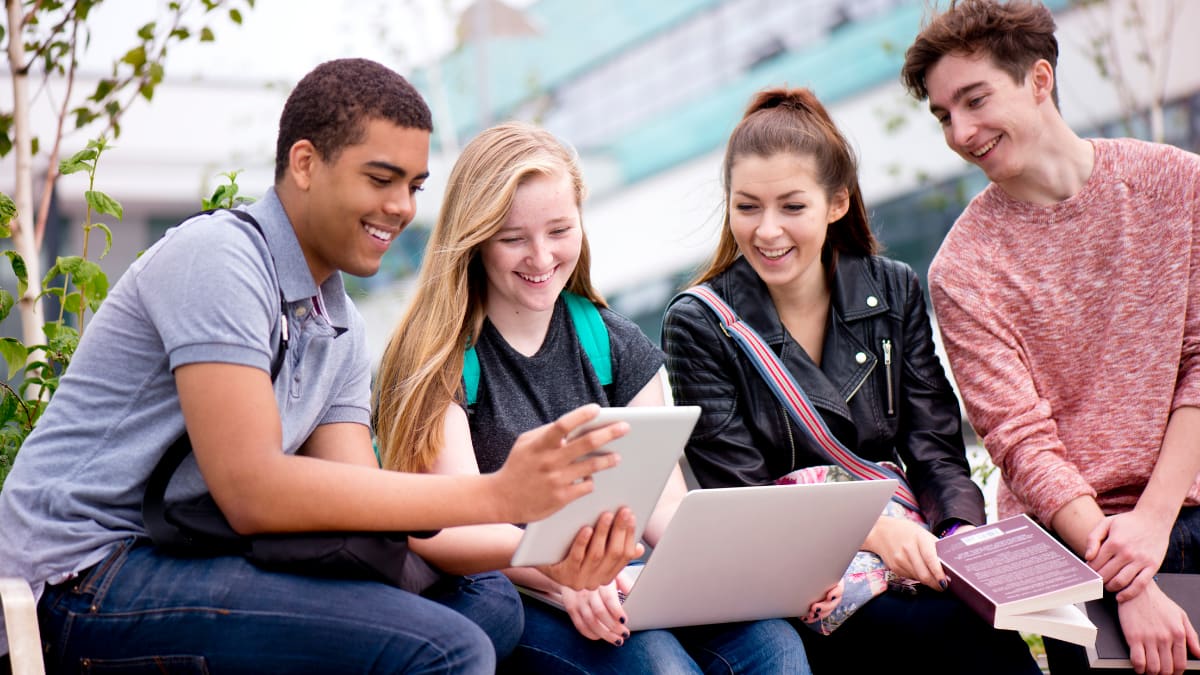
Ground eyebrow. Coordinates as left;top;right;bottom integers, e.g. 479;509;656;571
733;189;808;199
929;81;986;114
494;216;577;233
364;160;430;181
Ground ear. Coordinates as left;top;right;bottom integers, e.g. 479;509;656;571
827;187;850;224
288;139;319;191
1029;59;1055;104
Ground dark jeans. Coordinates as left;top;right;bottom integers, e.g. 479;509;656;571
38;538;523;674
796;584;1042;675
1045;506;1200;675
502;595;811;674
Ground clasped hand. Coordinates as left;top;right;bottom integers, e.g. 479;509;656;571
1086;509;1171;601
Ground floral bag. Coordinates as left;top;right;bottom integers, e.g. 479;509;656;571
677;285;928;634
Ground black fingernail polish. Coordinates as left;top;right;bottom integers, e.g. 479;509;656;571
623;631;630;639
619;616;626;624
939;579;949;590
615;639;623;647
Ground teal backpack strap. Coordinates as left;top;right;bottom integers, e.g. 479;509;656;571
463;341;482;405
562;291;612;386
462;292;611;406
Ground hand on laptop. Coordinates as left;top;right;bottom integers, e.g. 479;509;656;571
538;507;643;591
561;579;631;646
802;580;844;623
1116;580;1200;675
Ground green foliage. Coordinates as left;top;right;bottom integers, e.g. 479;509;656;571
1;0;256;158
0;137;119;489
202;170;257;210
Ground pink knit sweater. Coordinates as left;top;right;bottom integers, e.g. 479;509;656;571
929;138;1200;524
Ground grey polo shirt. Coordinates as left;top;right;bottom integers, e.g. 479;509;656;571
0;189;371;652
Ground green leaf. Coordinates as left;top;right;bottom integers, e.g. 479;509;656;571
72;107;101;130
121;46;147;68
200;27;215;42
170;27;190;40
0;391;19;427
230;8;243;24
0;338;28;380
0;132;11;158
85;191;124;220
89;78;116;102
45;324;79;361
137;22;156;41
4;251;27;298
0;289;12;323
93;223;114;259
30;136;38;155
63;292;83;314
140;83;155;101
0;192;15;229
59;146;98;175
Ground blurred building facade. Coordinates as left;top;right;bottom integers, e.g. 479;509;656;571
379;0;1200;350
3;0;1198;363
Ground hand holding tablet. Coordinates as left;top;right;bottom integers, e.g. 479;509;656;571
509;406;701;568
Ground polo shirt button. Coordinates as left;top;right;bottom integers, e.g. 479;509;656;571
866;296;879;307
855;352;867;364
295;307;308;318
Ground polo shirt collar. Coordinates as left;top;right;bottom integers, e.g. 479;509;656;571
245;188;351;333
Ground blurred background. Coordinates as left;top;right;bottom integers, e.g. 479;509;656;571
3;0;1198;369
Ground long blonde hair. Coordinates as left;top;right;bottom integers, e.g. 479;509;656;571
375;121;605;473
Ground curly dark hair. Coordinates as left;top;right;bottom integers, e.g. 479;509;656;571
901;0;1059;107
274;58;433;181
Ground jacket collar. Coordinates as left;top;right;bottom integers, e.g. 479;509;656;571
708;255;884;424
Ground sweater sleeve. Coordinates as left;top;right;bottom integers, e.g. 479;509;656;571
928;234;1095;525
1173;174;1200;412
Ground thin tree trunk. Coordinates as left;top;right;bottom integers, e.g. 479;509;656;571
7;0;47;352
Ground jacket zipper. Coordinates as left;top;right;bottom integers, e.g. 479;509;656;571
882;338;894;416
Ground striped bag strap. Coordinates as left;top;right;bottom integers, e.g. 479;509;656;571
679;284;921;513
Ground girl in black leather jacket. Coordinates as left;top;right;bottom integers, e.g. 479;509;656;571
661;87;1041;675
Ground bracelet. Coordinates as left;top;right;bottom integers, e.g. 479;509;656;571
940;522;963;538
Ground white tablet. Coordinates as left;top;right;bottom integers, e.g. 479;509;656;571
509;405;701;568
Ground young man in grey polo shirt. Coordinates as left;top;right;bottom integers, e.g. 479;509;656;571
0;58;636;674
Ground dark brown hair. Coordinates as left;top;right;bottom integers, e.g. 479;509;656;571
901;0;1059;106
692;87;877;285
274;58;433;181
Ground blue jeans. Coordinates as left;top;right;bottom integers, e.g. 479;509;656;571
500;595;811;674
1045;506;1200;675
37;538;523;674
797;585;1041;675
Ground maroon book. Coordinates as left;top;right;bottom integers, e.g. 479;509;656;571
936;514;1103;645
1085;573;1200;669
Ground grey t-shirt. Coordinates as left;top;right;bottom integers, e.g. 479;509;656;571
0;190;370;652
467;297;664;474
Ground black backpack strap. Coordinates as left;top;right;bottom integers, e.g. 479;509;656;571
142;209;288;547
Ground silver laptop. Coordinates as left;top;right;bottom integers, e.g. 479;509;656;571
522;479;896;631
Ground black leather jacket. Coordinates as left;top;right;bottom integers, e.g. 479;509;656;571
663;255;984;533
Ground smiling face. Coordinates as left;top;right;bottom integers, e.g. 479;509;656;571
926;51;1049;187
479;170;583;320
728;152;848;294
289;118;430;283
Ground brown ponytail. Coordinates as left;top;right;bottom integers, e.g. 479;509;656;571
692;86;877;285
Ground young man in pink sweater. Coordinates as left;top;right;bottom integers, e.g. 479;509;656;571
902;2;1200;674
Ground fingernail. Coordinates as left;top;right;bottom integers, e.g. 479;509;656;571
615;639;623;647
619;616;626;624
622;631;630;639
939;579;949;590
814;608;822;617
